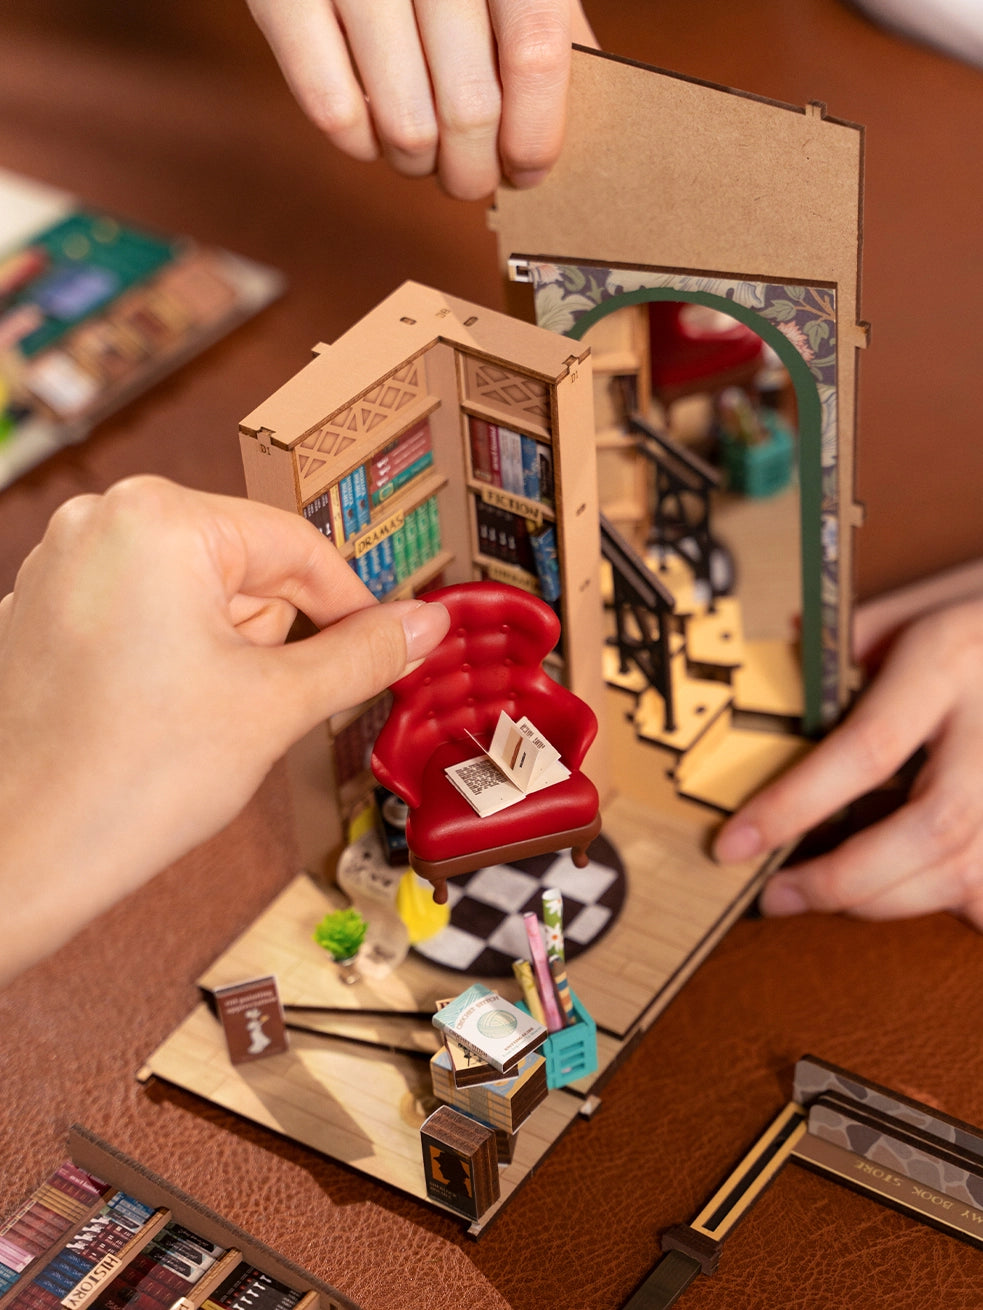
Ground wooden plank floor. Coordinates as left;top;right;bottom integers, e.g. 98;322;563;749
141;685;777;1229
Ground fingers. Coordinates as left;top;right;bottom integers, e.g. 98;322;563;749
334;1;442;180
246;0;379;162
489;0;577;189
413;0;502;199
759;695;983;925
260;597;450;745
192;486;379;627
249;0;591;199
713;617;960;865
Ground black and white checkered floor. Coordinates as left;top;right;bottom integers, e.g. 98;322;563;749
412;837;626;976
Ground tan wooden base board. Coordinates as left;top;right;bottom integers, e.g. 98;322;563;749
140;691;777;1231
140;1000;584;1235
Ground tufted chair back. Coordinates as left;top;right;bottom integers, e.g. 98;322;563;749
372;582;597;810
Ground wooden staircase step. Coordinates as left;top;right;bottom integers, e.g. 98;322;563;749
684;595;745;671
675;727;811;813
643;548;708;618
673;698;734;790
633;666;733;755
732;638;805;718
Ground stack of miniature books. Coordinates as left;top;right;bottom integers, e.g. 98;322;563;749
420;984;549;1218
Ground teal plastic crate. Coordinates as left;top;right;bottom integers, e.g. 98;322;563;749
720;411;795;498
519;987;597;1090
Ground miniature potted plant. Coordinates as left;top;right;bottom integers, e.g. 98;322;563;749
313;907;368;984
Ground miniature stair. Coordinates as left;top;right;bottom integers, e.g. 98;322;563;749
602;551;811;815
684;594;745;675
632;647;734;755
644;547;707;618
673;727;811;813
732;636;805;720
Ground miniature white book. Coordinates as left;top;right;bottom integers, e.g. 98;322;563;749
432;983;546;1073
444;711;569;817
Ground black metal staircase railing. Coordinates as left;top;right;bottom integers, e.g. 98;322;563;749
599;512;678;734
625;409;723;610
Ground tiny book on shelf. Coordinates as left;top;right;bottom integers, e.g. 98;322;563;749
432;984;546;1074
444;711;569;817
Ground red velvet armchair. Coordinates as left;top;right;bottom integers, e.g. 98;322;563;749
371;582;602;904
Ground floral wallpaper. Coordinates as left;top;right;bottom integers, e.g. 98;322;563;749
528;261;842;724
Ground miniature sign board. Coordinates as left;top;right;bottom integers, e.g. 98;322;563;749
445;712;569;817
212;976;288;1065
623;1055;983;1308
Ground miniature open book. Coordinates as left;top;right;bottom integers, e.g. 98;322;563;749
444;711;570;817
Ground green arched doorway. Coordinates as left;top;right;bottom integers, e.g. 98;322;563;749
521;261;842;733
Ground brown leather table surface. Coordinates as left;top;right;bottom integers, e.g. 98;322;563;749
2;4;982;1308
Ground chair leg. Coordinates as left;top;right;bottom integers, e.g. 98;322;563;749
571;845;590;868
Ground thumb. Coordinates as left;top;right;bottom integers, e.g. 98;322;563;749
260;597;450;747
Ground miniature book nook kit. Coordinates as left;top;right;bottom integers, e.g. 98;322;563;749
141;47;867;1232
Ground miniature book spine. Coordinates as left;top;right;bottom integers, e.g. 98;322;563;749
89;1222;237;1310
0;1165;110;1301
300;492;333;542
201;1264;306;1310
468;417;493;485
497;425;523;496
338;474;357;540
59;1208;171;1310
522;914;564;1034
4;1192;165;1310
425;494;440;554
530;526;561;604
520;435;540;502
351;464;369;531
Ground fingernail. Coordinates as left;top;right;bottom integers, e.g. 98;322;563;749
713;820;764;863
398;600;450;662
509;168;550;190
761;880;808;917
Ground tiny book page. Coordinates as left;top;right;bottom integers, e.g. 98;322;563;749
488;713;561;791
445;712;569;817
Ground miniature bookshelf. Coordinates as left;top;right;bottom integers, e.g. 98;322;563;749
238;281;605;874
577;303;651;548
0;1126;361;1310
